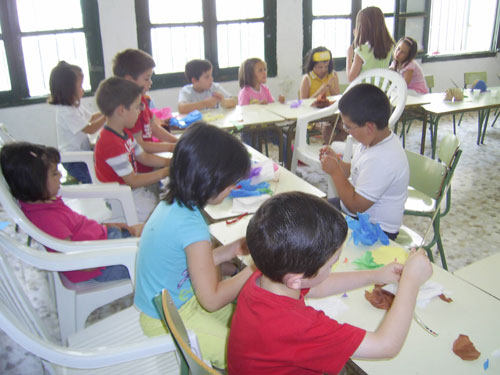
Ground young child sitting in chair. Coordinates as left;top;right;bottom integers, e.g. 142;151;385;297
228;191;432;374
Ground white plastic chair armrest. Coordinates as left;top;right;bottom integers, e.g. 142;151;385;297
0;315;176;370
0;233;137;284
60;151;97;183
60;184;139;225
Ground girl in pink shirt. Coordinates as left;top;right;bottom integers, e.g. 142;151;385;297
238;58;285;105
390;37;429;94
0;142;143;283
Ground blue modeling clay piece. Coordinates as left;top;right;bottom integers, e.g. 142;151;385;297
483;358;489;370
346;213;389;246
229;179;271;198
169;110;203;128
0;221;10;230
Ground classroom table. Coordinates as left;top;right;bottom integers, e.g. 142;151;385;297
209;221;500;374
202;105;288;162
397;94;432;154
421;89;500;158
203;145;325;222
454;252;500;300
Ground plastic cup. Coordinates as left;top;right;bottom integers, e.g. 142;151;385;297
473;89;481;99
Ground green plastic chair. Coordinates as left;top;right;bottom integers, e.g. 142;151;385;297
425;75;434;93
153;290;221;375
396;134;462;270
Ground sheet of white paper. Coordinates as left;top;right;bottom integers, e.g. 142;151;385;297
383;281;451;308
232;195;271;213
306;296;349;319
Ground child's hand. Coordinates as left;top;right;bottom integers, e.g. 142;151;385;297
375;262;403;284
259;99;269;105
232;237;250;256
401;248;433;286
204;96;220;108
319;145;335;160
320;153;341;175
221;97;237;109
278;95;285;104
212;91;224;102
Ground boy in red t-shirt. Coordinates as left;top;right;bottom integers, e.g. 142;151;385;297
113;48;177;172
228;192;433;374
94;77;170;222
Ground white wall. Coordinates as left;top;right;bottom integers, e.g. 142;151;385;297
1;0;498;146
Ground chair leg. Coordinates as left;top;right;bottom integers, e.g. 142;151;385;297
434;218;447;270
490;109;499;127
452;114;457;135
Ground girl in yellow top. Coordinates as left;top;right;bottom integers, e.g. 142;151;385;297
300;47;345;144
300;46;339;99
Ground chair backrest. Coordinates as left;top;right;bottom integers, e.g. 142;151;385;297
405;150;447;200
345;68;408;129
425;75;434;92
464;72;487;87
0;240;55;358
437;133;460;167
405;134;461;201
154;290;219;375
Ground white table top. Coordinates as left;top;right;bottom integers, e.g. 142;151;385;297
203;146;325;221
422;89;500;115
454;252;500;300
209;220;500;374
202;105;286;130
265;97;341;120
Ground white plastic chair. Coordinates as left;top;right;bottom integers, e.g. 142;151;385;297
0;123;139;225
0;235;193;374
0;169;140;341
290;69;407;197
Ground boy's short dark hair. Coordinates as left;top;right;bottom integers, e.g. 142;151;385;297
247;192;348;283
95;77;143;116
184;59;212;82
338;83;391;130
112;48;156;79
165;122;250;210
48;61;83;106
1;142;61;202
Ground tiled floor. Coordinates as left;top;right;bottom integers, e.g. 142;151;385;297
1;111;499;374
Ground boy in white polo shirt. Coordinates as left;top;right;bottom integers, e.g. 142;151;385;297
320;83;409;239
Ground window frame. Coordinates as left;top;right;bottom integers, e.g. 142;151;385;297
303;0;500;69
0;0;105;108
135;0;277;90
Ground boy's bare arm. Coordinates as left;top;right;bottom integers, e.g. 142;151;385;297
320;151;373;213
150;116;178;143
136;151;170;168
121;166;169;189
134;133;175;153
353;249;433;359
307;262;403;298
178;96;219;114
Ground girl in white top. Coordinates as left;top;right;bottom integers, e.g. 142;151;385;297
48;61;105;183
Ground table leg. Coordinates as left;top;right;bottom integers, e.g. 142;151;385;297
420;113;428;155
285;122;296;170
480;109;491;144
430;115;440;159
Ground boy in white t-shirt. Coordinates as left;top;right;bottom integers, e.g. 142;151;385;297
320;84;409;239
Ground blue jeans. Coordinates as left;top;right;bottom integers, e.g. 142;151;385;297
62;162;92;184
93;227;131;282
